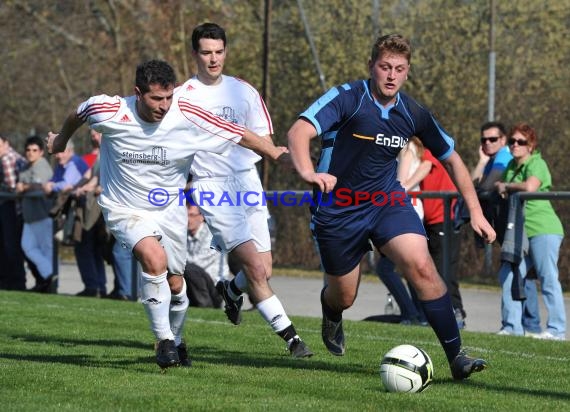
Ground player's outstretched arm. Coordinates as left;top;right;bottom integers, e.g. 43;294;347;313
46;110;86;154
287;118;337;193
443;151;496;243
239;129;288;161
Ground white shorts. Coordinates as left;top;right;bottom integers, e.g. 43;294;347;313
99;195;187;275
191;168;271;253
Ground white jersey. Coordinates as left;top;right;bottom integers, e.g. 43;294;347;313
77;91;245;211
180;75;273;177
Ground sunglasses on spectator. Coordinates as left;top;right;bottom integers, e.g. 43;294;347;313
480;136;500;144
508;138;529;146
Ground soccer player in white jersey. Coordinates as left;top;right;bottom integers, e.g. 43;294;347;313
179;23;312;358
46;59;287;369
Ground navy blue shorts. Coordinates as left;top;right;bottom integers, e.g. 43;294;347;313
311;200;426;276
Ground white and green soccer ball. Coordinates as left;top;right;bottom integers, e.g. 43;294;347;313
380;344;434;393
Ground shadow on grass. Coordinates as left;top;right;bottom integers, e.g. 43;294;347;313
362;314;402;323
3;332;370;376
446;379;570;402
9;333;149;350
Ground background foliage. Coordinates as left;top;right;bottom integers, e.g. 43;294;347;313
1;0;569;285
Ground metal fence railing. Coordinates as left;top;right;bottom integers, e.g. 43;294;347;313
3;190;569;301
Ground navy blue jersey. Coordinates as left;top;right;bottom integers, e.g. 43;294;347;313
301;79;454;213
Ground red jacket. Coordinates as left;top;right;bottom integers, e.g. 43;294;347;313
420;149;457;226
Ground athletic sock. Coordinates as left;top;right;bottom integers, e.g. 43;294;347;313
420;292;461;363
277;325;299;346
256;294;293;337
141;271;174;341
234;270;248;292
321;287;342;322
227;278;243;301
169;278;189;347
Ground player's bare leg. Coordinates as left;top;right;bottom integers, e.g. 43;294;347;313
217;241;312;357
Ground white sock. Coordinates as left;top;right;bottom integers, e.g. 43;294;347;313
169;279;189;347
234;270;248;293
141;271;174;341
256;295;292;333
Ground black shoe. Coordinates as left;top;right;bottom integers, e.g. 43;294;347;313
321;309;345;356
155;339;180;369
28;274;58;294
450;350;487;380
76;289;101;298
177;342;192;367
105;290;130;301
288;338;314;358
46;275;58;294
215;280;243;325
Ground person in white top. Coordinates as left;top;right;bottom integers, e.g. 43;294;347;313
46;59;287;370
179;22;312;358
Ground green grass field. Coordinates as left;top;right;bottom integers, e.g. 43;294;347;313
1;291;569;411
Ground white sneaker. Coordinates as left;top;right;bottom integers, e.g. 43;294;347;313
536;331;566;341
524;330;542;339
496;329;515;336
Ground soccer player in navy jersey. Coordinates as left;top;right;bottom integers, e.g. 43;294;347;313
287;34;495;380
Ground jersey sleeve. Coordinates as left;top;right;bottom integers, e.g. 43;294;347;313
406;98;455;161
178;96;245;153
237;78;273;135
299;85;354;135
77;94;122;126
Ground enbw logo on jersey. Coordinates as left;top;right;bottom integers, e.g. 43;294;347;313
374;134;407;148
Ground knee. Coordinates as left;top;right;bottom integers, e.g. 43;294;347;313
326;288;356;311
138;250;167;275
241;258;267;283
168;275;185;295
405;255;444;292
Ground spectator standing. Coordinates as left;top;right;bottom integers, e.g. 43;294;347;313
43;140;88;194
472;121;512;191
72;130;108;297
107;237;137;301
42;140;89;293
495;123;566;340
16;136;55;292
184;203;229;308
472;121;540;336
0;134;27;290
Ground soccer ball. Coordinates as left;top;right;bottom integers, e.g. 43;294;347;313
380;344;434;393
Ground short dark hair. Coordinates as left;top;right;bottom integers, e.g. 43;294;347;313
135;59;176;94
480;121;506;136
191;22;226;51
371;34;411;64
25;135;45;151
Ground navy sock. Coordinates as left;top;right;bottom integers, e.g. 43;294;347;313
229;279;243;296
420;293;461;363
277;324;297;342
320;287;342;322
